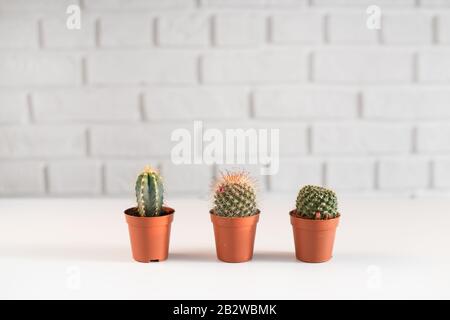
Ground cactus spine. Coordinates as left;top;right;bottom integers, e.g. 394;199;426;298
135;166;164;217
213;171;258;217
295;185;338;220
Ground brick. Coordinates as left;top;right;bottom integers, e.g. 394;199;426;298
42;18;95;48
438;14;450;43
312;123;412;155
161;162;213;195
204;121;309;156
0;127;86;158
0;54;81;86
421;0;450;7
434;158;450;188
32;89;140;123
216;164;268;183
157;13;209;47
254;87;357;119
364;88;450;119
0;161;45;195
271;159;322;192
328;12;379;44
48;161;102;195
326;159;374;190
381;13;432;44
266;122;309;156
0;18;37;48
201;0;308;7
88;52;196;84
0;0;80;10
379;158;429;189
215;13;265;47
0;92;28;124
419;51;450;82
417;124;450;153
271;13;323;44
313;0;414;6
99;14;152;47
144;88;248;120
314;50;413;83
83;0;193;9
105;160;160;195
90;125;181;156
203;50;308;83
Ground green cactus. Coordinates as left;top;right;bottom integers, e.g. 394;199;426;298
135;166;164;217
212;171;258;217
295;185;339;220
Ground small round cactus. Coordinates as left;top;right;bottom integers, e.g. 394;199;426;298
135;166;164;217
295;185;339;220
212;171;258;217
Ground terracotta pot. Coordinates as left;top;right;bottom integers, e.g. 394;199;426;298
210;211;260;263
290;210;339;263
124;207;174;263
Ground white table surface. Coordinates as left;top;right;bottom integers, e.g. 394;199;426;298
1;196;449;300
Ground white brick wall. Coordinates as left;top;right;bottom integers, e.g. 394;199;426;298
326;159;374;191
215;13;265;46
312;123;412;155
144;88;249;120
48;161;102;195
203;50;308;83
438;14;450;43
419;50;450;82
32;89;141;123
99;14;152;48
0;0;450;198
0;162;45;195
378;158;430;190
254;87;357;119
0;54;81;86
314;50;413;83
0;18;38;48
364;88;450;119
434;158;450;188
381;13;433;44
158;13;210;47
0;126;86;158
271;13;322;44
0;92;28;124
328;12;379;44
271;159;322;192
88;51;197;84
42;18;96;48
417;124;450;153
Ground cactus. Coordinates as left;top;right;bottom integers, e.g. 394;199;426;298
295;185;339;220
212;171;258;217
135;166;164;217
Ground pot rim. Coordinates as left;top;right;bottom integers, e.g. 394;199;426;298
210;209;260;217
290;209;340;230
210;210;260;227
125;206;175;218
289;209;340;221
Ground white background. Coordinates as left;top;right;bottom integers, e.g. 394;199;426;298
1;196;449;299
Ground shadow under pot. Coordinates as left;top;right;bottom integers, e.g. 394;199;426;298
290;210;339;263
124;207;175;263
210;211;260;263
